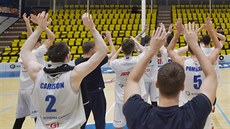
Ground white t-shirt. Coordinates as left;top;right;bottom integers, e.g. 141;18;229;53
19;45;47;90
110;56;146;103
32;70;85;129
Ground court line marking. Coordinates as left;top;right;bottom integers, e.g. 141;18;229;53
106;102;115;117
0;104;16;115
216;103;230;125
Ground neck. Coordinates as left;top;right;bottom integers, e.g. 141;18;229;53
124;54;132;57
83;53;92;58
158;93;179;107
204;45;211;48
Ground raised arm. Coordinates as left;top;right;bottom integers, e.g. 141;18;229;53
124;24;167;102
31;14;55;49
216;32;226;46
130;36;144;53
167;19;185;66
23;13;33;37
21;12;49;81
166;24;173;37
205;18;222;64
71;13;108;90
177;45;188;56
184;22;217;105
135;24;148;39
105;30;116;59
110;46;122;61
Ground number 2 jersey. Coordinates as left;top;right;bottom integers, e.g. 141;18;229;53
32;70;85;129
180;58;205;104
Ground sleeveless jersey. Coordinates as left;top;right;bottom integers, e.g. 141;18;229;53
32;70;85;129
19;45;47;90
202;47;220;79
110;56;146;103
181;58;205;103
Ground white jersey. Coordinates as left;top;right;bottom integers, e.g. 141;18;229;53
19;45;47;90
181;58;205;103
110;56;146;103
202;47;220;79
32;70;85;129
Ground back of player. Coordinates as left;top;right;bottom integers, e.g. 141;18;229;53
110;56;145;128
182;58;213;129
32;70;85;129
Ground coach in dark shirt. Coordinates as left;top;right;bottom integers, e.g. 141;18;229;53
75;31;116;129
123;23;217;129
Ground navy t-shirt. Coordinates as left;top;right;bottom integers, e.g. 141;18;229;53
123;94;212;129
75;56;108;92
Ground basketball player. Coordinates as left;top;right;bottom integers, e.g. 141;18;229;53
13;13;55;129
167;18;221;129
20;12;108;129
74;30;116;129
109;38;146;129
123;19;217;129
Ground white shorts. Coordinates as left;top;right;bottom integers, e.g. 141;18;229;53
16;88;37;118
143;81;159;102
113;103;126;128
204;113;213;129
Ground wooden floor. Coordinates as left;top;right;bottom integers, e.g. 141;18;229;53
0;69;230;129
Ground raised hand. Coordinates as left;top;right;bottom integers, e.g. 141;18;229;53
82;13;95;30
176;19;184;34
36;11;50;29
184;22;198;45
168;23;173;33
149;23;167;51
23;13;30;23
105;30;112;40
205;18;213;32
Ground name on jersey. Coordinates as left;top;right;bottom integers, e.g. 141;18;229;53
40;82;64;90
120;71;130;76
185;66;202;71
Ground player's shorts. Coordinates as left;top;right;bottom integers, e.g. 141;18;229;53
143;81;159;102
204;114;213;129
113;103;126;128
16;88;37;118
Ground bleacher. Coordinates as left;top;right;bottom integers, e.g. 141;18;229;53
172;4;230;56
1;4;230;63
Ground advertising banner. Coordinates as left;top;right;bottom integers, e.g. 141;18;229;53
0;0;21;17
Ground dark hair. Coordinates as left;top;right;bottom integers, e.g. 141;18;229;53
167;34;174;44
47;42;69;62
144;35;151;46
157;62;185;97
82;41;95;54
122;39;135;55
201;35;211;46
37;36;42;43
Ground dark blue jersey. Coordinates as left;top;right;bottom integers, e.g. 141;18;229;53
123;93;212;129
75;56;108;92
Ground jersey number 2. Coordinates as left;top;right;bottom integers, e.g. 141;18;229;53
45;95;57;112
193;75;202;89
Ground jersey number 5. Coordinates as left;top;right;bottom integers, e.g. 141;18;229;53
45;95;57;112
193;75;202;89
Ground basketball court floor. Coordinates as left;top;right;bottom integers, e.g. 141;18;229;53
0;68;229;129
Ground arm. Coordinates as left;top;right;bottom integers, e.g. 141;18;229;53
135;24;148;39
177;45;188;56
105;30;116;59
21;12;49;81
110;46;122;61
205;18;222;65
166;24;173;37
197;24;206;34
42;27;55;49
184;22;217;105
216;32;226;46
167;19;185;66
130;36;144;53
124;24;167;102
23;13;33;37
71;13;108;91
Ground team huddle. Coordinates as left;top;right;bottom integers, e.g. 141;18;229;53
13;11;223;129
